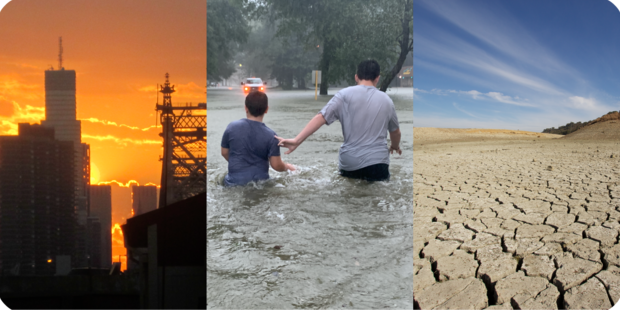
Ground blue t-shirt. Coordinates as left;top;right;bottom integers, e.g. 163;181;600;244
220;119;280;186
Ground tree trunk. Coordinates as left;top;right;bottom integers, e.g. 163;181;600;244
319;40;331;95
287;74;294;90
379;0;413;92
281;73;294;90
297;73;306;89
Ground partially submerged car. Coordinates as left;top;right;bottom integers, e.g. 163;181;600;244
241;78;265;93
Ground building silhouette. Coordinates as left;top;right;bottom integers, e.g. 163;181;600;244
0;124;76;275
123;192;206;308
41;60;91;268
89;185;112;268
131;186;157;216
86;217;102;268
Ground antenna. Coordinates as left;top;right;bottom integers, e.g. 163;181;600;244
156;84;159;127
58;37;63;70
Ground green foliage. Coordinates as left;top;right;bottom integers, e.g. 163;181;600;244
234;14;320;90
252;0;410;94
207;0;250;81
542;111;620;135
542;122;586;135
234;21;274;81
269;29;321;90
378;0;413;91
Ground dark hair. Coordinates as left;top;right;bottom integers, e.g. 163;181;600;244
245;92;268;116
357;59;380;81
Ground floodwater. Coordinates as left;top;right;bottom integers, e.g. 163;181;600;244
207;87;413;309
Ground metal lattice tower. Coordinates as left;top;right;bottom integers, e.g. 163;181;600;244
157;73;206;208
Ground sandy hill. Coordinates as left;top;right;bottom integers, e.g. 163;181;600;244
563;118;620;140
414;127;561;144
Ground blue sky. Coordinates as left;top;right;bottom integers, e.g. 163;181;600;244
414;0;620;132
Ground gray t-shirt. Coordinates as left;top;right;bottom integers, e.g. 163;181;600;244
319;85;399;171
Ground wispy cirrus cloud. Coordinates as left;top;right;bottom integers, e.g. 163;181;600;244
418;0;583;81
416;87;535;107
414;0;620;131
415;31;567;97
452;102;478;118
567;96;597;110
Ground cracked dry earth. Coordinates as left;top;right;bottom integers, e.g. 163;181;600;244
414;138;620;309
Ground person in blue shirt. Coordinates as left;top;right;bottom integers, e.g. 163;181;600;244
220;91;295;186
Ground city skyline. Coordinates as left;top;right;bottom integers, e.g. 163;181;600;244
0;0;206;195
0;1;206;307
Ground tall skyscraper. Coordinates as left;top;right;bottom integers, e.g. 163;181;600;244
90;185;112;269
131;186;157;216
86;217;102;269
41;69;81;143
0;124;76;275
41;40;90;267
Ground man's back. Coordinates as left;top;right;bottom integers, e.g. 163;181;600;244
220;119;280;186
320;85;399;171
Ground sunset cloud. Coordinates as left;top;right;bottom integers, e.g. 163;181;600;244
81;117;160;131
138;85;157;93
97;179;160;188
176;82;205;99
139;82;205;100
0;0;204;218
3;62;42;70
0;101;46;134
81;134;161;146
0;98;12;116
0;75;42;100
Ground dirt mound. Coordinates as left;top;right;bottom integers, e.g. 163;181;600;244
542;111;620;135
414;127;561;144
591;111;620;124
563;119;620;140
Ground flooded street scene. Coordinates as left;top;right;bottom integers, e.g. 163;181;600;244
208;0;413;308
207;88;413;309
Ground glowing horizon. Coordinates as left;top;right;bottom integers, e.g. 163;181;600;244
0;0;205;268
97;179;161;188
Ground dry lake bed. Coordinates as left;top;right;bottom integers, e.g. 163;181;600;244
414;127;620;309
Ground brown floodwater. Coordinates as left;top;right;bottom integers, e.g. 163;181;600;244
207;87;413;309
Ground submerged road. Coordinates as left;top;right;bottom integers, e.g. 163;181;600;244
207;87;413;309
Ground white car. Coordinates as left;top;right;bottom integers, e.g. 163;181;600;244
241;78;265;93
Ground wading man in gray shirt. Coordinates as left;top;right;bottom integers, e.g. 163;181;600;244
276;59;401;182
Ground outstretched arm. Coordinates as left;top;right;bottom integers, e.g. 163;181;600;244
269;156;296;172
276;113;327;154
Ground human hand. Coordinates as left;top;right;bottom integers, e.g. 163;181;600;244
285;163;296;171
275;135;299;154
390;145;402;155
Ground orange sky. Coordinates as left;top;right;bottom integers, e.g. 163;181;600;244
0;0;205;225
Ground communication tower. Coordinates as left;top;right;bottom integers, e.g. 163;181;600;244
157;73;206;208
58;37;63;70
